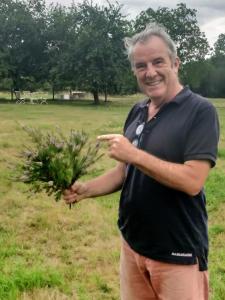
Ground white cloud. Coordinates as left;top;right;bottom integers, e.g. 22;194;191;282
201;16;225;47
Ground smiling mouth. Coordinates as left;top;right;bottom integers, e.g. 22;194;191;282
145;80;162;86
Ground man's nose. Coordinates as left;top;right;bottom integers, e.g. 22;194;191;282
146;63;157;77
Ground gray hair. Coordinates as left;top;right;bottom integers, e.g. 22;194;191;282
124;23;177;67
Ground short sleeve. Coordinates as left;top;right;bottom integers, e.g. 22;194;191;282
184;104;220;167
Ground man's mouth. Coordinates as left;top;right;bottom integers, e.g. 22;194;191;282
145;80;162;86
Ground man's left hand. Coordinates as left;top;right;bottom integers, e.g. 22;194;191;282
97;134;137;163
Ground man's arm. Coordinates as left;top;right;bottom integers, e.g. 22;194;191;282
133;151;211;196
98;134;211;196
63;162;126;205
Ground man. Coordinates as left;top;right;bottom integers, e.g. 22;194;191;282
64;23;219;300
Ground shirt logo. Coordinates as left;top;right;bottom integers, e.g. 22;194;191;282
171;252;193;257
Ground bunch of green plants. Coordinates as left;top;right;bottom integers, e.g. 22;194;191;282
17;126;102;202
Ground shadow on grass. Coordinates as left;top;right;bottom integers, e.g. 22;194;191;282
0;98;95;106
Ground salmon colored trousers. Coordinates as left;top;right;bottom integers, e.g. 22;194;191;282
120;238;209;300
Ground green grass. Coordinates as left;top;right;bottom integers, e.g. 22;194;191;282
0;268;63;300
0;96;224;299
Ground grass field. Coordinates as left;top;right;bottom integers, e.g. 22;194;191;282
0;95;225;300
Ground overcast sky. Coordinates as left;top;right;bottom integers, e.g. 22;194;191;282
45;0;225;47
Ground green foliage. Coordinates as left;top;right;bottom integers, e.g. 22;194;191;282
1;0;225;98
214;33;225;57
134;3;209;64
93;273;112;294
209;224;225;237
0;0;47;91
17;126;102;201
65;0;131;103
207;36;225;97
218;149;225;159
0;267;63;299
205;169;225;212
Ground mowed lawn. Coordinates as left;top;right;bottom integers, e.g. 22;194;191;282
0;96;225;300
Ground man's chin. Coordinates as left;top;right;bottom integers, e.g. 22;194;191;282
145;90;163;100
142;85;163;97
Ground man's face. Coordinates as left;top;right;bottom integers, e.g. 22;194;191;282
132;36;180;103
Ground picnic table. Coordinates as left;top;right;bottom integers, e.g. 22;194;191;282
15;91;47;104
71;91;86;99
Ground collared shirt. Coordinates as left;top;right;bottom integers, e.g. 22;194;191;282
118;87;220;271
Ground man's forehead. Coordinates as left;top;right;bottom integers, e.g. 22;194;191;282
133;46;167;61
134;36;168;53
132;37;171;61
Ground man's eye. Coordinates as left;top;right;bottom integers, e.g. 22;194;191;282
155;60;163;65
135;64;146;69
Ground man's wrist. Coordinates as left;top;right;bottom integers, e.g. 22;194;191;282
130;147;142;165
83;182;92;198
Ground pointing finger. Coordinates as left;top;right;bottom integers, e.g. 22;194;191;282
97;134;123;141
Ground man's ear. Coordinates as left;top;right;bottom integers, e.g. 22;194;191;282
132;65;136;76
174;57;180;73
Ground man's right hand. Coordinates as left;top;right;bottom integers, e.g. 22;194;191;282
63;163;126;207
63;182;88;206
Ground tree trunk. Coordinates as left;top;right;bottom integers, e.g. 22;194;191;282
104;86;108;102
93;90;100;105
52;85;55;101
11;87;14;101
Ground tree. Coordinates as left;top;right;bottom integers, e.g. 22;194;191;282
45;3;78;99
185;33;225;98
134;3;209;65
0;0;48;97
214;33;225;57
207;33;225;97
0;1;216;99
65;0;130;104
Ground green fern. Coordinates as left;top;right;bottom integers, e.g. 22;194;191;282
17;126;102;202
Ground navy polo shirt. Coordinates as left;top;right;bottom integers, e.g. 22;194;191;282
118;87;219;271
